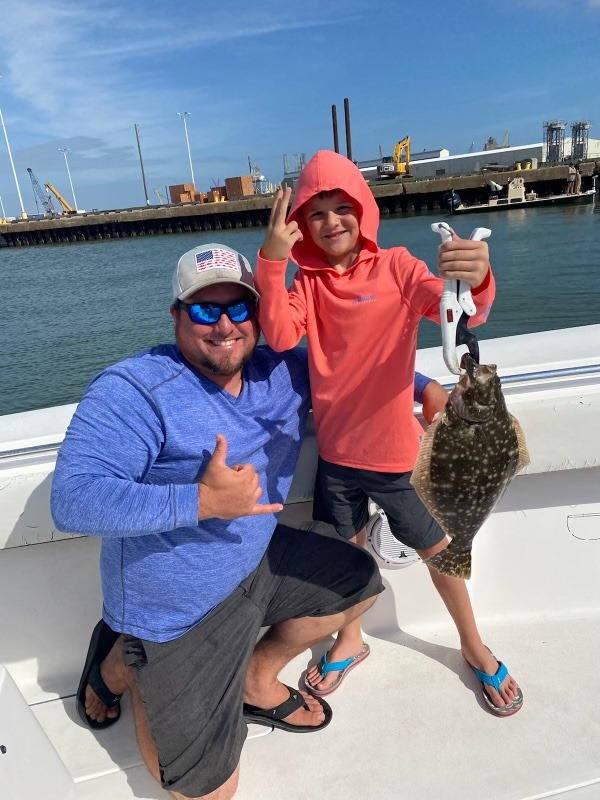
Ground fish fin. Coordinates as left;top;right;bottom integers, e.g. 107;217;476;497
410;418;441;494
510;415;530;471
425;548;472;580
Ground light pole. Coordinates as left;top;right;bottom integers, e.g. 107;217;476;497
177;111;195;188
0;74;27;219
0;192;6;221
134;124;150;205
58;147;78;212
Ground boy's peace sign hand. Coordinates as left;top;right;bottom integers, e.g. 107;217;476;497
261;187;303;262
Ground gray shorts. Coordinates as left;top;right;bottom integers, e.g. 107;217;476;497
313;457;445;550
122;520;383;797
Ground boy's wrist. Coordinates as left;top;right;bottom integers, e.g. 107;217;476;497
471;266;491;294
258;247;288;264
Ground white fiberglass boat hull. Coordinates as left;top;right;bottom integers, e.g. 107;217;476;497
1;325;599;799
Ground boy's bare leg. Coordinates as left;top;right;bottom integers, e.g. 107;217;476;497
305;528;368;692
421;538;521;708
246;592;376;715
305;530;521;706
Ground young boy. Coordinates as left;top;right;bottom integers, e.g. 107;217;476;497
255;150;522;716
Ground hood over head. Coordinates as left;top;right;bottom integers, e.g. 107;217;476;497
287;150;380;269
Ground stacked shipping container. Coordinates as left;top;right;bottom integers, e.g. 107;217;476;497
168;175;254;204
224;175;254;200
168;183;205;203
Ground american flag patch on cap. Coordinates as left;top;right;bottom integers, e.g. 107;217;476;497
195;248;239;273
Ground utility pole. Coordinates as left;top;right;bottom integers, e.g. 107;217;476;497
177;111;195;188
0;75;27;218
134;124;150;205
58;148;78;212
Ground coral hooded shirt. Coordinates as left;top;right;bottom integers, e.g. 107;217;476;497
255;150;495;472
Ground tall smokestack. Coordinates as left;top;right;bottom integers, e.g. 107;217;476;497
344;98;353;161
331;105;339;153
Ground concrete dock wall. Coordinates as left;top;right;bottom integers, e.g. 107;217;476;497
0;164;594;248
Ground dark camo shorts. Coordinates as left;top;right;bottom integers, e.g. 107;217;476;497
122;520;383;797
313;457;445;550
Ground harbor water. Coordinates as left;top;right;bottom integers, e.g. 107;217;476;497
2;204;600;417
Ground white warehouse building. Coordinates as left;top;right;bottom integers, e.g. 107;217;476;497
373;138;600;181
283;140;600;187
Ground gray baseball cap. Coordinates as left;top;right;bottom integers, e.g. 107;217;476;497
172;243;260;301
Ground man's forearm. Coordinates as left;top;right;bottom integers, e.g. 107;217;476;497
51;471;199;536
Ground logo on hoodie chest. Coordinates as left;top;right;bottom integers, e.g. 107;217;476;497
352;294;376;305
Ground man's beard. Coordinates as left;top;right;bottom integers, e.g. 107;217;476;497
198;345;255;377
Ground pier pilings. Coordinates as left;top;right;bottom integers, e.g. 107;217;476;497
0;164;593;247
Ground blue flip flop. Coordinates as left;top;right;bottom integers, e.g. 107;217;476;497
470;653;523;717
304;643;370;697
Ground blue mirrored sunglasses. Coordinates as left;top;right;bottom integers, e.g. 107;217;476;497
174;298;256;325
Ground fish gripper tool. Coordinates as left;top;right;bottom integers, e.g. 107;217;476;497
431;221;491;375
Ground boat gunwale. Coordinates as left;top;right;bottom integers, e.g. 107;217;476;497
2;362;599;461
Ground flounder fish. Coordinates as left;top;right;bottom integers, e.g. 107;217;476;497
410;354;529;579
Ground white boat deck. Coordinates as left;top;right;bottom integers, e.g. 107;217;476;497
28;615;600;800
1;325;600;800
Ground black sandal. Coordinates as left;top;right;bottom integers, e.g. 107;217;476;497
76;620;123;729
243;684;332;732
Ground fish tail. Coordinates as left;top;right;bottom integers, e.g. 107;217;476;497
425;549;472;580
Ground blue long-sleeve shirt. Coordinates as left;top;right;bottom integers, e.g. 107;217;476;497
51;344;311;642
413;371;431;405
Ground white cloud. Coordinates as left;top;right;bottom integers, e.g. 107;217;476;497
0;1;363;144
518;0;600;8
0;0;372;207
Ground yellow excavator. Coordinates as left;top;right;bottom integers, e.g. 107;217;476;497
377;136;411;178
45;182;75;214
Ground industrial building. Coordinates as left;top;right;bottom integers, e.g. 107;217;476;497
364;139;600;182
401;144;544;180
404;127;600;181
282;121;599;185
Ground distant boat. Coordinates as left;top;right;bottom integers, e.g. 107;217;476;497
448;176;596;214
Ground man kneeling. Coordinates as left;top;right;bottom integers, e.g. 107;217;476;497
51;242;382;800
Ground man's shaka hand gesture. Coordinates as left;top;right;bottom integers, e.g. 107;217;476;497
198;434;284;520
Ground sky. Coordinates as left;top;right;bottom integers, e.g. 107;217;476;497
0;0;599;216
